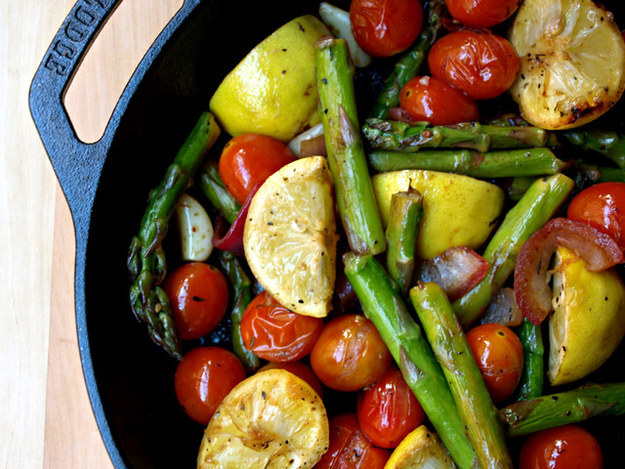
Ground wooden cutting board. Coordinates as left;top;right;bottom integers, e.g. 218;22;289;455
2;1;181;467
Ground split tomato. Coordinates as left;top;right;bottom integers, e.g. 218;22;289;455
240;291;323;362
428;30;520;100
350;0;423;58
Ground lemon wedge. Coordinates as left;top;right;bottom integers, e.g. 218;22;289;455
509;0;625;130
372;170;504;259
243;156;338;317
385;425;456;469
209;15;330;141
197;368;329;469
548;246;625;386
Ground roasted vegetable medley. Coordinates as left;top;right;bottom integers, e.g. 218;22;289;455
127;0;625;467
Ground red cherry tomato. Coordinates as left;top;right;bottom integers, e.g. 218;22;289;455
445;0;521;28
399;76;480;125
218;133;295;204
466;323;524;403
357;368;425;448
567;182;625;252
240;291;323;362
519;425;603;469
310;314;392;392
174;346;245;424
428;30;520;100
316;413;391;469
259;361;324;397
350;0;423;58
163;262;229;340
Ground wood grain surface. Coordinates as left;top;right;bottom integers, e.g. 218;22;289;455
1;1;181;467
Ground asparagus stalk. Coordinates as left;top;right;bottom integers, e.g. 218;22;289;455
368;148;566;177
514;319;544;401
563;129;625;169
128;112;220;359
506;177;536;201
573;160;625;186
369;0;444;119
411;282;513;469
363;119;551;152
316;37;386;255
344;253;477;469
198;160;241;224
385;189;423;295
453;173;575;327
500;382;625;437
217;251;261;373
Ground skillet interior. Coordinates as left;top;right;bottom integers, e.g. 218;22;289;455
84;0;625;467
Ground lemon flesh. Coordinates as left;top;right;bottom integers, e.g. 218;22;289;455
197;369;329;469
384;425;455;469
209;16;330;142
372;170;504;259
548;246;625;386
243;156;338;317
509;0;625;130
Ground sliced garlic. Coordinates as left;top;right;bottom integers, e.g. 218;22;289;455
175;193;213;261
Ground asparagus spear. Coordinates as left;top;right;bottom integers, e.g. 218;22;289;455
500;382;625;437
369;0;444;119
573;160;625;186
128;112;221;359
344;253;477;469
385;189;423;295
363;119;551;152
368;148;566;177
514;319;544;401
453;173;575;327
198;160;241;224
563;129;625;169
316;37;386;255
217;251;261;373
411;282;513;469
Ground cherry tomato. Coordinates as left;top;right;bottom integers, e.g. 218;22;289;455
316;413;391;469
567;182;625;252
350;0;423;58
259;361;324;397
428;30;520;100
218;133;295;204
240;291;323;362
310;314;392;392
519;425;603;469
399;76;479;125
174;346;245;424
163;262;229;340
466;323;524;403
357;368;425;448
445;0;521;29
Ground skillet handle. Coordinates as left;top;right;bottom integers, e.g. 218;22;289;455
29;0;199;236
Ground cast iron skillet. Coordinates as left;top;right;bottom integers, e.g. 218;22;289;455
29;0;625;467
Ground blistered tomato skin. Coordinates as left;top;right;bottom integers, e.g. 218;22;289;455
350;0;423;58
240;291;324;362
310;314;392;392
218;133;295;204
519;425;603;469
445;0;521;29
567;182;625;252
400;75;480;125
174;347;246;425
466;323;524;403
428;30;520;100
163;262;229;341
316;413;391;469
357;368;425;448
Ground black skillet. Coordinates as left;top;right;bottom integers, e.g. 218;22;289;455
29;0;625;467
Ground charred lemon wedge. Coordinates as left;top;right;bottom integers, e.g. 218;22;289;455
197;369;329;469
548;246;625;386
243;156;338;317
509;0;625;130
384;425;455;469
